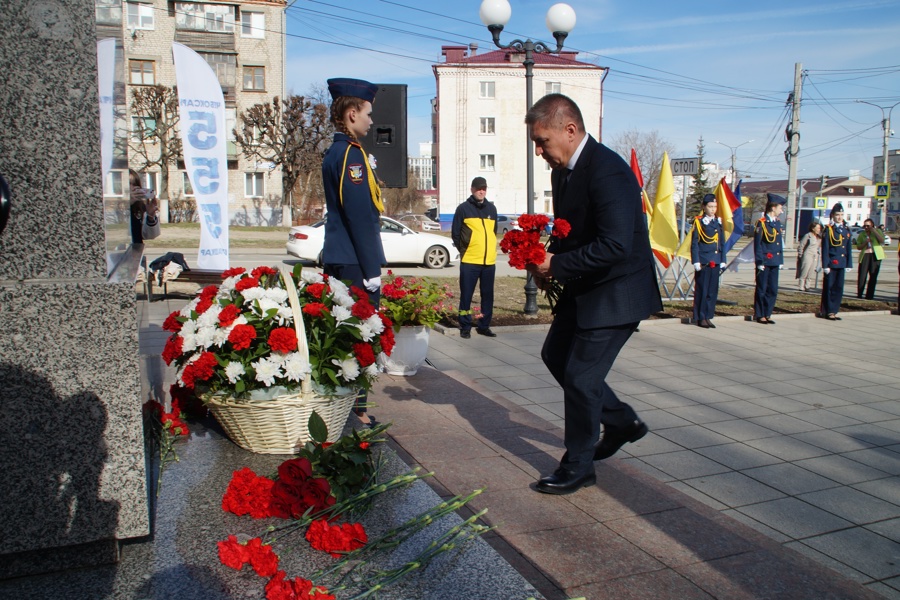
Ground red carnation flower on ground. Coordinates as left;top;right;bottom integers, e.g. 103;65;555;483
222;267;246;278
306;519;368;558
217;535;249;570
268;327;298;353
162;311;183;333
353;342;376;367
228;324;257;350
265;572;335;600
245;537;280;577
218;303;241;327
222;467;276;518
162;335;183;366
235;277;260;292
359;441;370;450
302;303;329;317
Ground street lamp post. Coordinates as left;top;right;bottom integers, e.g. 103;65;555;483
856;100;900;227
715;139;753;188
479;0;576;315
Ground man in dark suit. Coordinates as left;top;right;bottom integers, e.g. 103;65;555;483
525;94;662;495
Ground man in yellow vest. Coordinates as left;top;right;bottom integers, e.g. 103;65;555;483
452;177;498;338
856;218;885;300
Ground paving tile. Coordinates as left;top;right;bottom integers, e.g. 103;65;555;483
610;380;668;395
790;408;863;428
853;477;900;505
745;435;831;461
743;463;840;495
735;497;854;539
493;374;558;391
427;455;536;494
667;404;737;424
865;581;900;600
514;386;564;404
666;482;729;511
474;364;535;378
754;380;813;397
701;419;779;442
826;403;900;423
619;457;679;483
714;400;779;419
865;517;900;541
792;429;877;453
566;463;681;522
639;450;732;481
746;414;823;435
639;409;694;430
722;508;791;543
800;527;900;580
681;472;785;508
568;569;715;600
835;423;900;446
869;401;900;417
654;425;736;449
605;507;756;568
695;443;783;470
798;487;900;525
785;541;874;585
389;431;498;462
621;433;690;457
790;377;852;392
504;523;665;589
628;390;698;409
794;454;890;485
714;383;777;400
467;487;596;537
675;387;739;406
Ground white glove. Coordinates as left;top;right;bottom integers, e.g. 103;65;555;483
846;268;853;273
778;265;784;270
757;265;765;271
363;276;381;292
720;266;727;274
823;268;831;275
693;263;702;272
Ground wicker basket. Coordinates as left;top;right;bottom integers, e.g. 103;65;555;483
206;265;358;454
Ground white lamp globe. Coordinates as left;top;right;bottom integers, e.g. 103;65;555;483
479;0;512;26
546;3;576;33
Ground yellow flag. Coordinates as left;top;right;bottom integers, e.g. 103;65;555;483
648;152;679;256
675;220;694;259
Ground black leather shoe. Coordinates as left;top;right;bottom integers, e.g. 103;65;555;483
460;329;471;339
708;321;716;329
766;318;775;324
476;327;497;337
535;467;596;495
697;320;710;328
594;421;649;460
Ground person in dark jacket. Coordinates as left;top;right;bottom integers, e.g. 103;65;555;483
525;94;662;495
451;177;498;338
820;203;853;320
690;193;726;329
753;193;786;324
322;77;385;425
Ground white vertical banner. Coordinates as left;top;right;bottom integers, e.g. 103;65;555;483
96;38;116;180
172;42;229;270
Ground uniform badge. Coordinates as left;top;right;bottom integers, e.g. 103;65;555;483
347;164;364;184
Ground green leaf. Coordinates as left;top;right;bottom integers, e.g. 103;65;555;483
308;410;328;443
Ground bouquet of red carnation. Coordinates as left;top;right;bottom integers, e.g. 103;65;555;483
499;214;571;310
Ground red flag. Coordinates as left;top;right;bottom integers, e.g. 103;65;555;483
630;149;653;216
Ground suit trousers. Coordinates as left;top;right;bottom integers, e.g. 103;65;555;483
457;263;495;331
820;268;845;315
753;266;780;318
542;311;639;476
693;266;720;322
857;253;881;299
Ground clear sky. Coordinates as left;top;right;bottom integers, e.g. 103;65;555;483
284;0;900;183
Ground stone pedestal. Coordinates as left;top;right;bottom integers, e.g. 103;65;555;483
0;0;149;578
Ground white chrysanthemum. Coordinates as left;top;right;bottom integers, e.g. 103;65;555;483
180;298;200;318
221;274;245;292
364;363;380;377
331;305;352;323
283;353;312;382
195;325;217;349
252;357;281;387
300;270;324;285
180;332;199;353
214;315;249;346
276;306;293;322
180;319;198;337
332;357;360;381
256;297;282;318
224;361;246;384
365;314;385;334
265;287;289;304
196;304;222;328
241;287;267;304
356;322;375;342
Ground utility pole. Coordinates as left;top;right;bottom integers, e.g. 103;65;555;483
784;62;802;249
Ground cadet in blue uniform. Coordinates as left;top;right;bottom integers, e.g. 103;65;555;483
753;193;786;324
691;194;726;328
820;203;852;320
322;77;385;425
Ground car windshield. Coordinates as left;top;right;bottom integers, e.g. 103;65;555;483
381;218;409;234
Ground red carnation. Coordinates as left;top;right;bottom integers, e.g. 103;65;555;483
832;259;838;265
352;300;376;320
218;304;241;327
200;285;218;299
766;253;773;259
353;342;376;367
162;335;183;366
268;327;298;353
217;535;249;570
195;295;214;315
306;519;368;558
265;572;335;600
235;277;260;292
245;537;280;577
350;285;369;300
222;267;246;278
228;324;257;350
709;261;717;268
305;283;328;299
302;303;329;317
186;352;218;385
552;218;572;238
359;441;370;450
252;266;278;280
222;467;275;518
162;311;183;333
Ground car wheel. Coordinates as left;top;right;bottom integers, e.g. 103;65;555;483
424;245;449;269
502;227;509;234
316;250;324;267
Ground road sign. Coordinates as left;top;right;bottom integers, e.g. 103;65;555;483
814;197;826;209
671;157;699;176
876;183;890;199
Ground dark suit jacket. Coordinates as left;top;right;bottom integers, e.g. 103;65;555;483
548;135;662;329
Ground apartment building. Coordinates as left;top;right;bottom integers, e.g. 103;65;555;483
96;0;286;225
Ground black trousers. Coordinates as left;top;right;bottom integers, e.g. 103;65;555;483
458;263;495;331
693;265;720;322
820;268;845;315
857;253;881;299
542;311;639;476
754;266;779;318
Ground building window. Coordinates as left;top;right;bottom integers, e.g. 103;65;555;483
183;172;194;196
127;2;154;30
479;81;495;98
245;172;264;197
243;66;265;91
199;52;236;88
96;0;122;25
479;117;495;135
131;116;157;141
105;170;125;196
175;3;235;33
544;191;553;213
479;154;495;171
140;172;160;195
241;11;265;38
129;60;155;85
545;81;561;95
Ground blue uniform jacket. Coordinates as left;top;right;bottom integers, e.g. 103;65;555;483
690;216;726;266
753;216;784;267
321;133;386;279
822;223;852;269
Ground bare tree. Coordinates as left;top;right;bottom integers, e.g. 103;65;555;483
687;136;713;217
234;96;332;216
383;169;425;216
608;128;676;201
129;85;182;200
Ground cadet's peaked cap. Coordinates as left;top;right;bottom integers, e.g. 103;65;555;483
471;177;488;189
830;203;844;216
327;78;378;103
702;193;716;205
766;193;787;205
